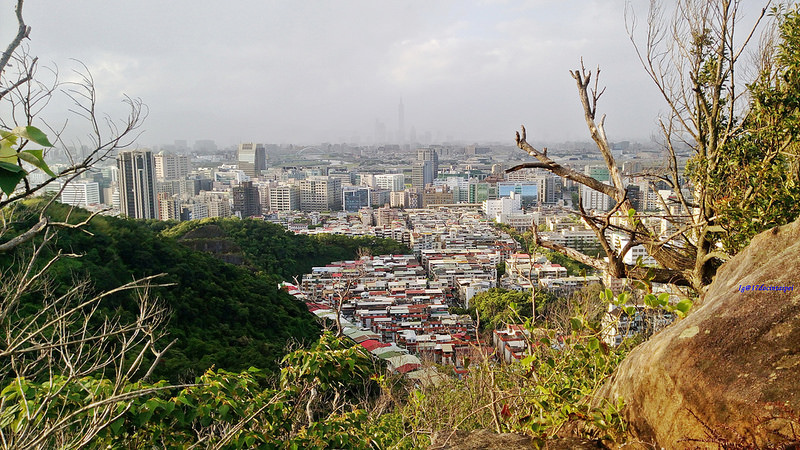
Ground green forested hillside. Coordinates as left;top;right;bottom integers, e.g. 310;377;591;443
162;217;410;279
4;204;404;382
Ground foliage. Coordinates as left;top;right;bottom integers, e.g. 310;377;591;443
469;288;558;330
1;333;408;449
544;250;593;277
401;309;629;446
2;201;321;382
703;5;800;253
162;217;410;280
0;126;54;196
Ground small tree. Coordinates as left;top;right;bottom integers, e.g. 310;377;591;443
509;1;799;295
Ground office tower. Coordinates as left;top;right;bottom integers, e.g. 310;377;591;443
416;147;439;178
237;143;266;178
232;181;261;218
584;164;611;182
117;149;157;219
411;161;434;189
343;186;371;212
154;151;190;180
581;182;613;211
300;176;342;211
398;99;405;145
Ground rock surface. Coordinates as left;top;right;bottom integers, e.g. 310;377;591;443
597;220;800;448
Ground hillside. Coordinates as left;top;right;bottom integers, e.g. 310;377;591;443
3;204;407;382
162;217;410;279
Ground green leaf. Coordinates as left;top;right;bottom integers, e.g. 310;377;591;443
11;126;53;147
657;293;670;306
643;294;657;308
570;317;583;332
0;162;27;195
19;149;56;177
675;299;693;315
587;337;600;351
627;208;636;218
110;417;125;435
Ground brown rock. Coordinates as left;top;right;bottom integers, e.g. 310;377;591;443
596;220;800;448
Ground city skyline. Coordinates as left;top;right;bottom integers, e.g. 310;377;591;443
1;1;770;147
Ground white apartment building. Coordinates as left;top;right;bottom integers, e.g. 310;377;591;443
60;180;100;207
154;152;190;180
269;184;300;212
611;232;657;266
581;182;613;211
374;173;405;192
483;192;521;218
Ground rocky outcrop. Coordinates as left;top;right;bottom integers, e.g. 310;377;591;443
597;220;800;448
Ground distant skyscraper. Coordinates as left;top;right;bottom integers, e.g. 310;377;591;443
411;161;434;188
237;143;266;178
416;147;439;179
117;149;157;219
398;99;405;145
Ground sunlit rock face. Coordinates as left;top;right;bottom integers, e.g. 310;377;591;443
598;219;800;448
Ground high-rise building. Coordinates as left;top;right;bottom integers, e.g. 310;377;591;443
206;199;231;218
398;99;405;145
269;185;300;212
343;186;371;212
411;161;434;189
497;181;538;207
232;181;261;218
60;180;100;207
300;176;342;211
237;143;266;178
581;182;613;211
416;148;439;178
117;149;157;219
154;151;190;180
374;173;405;192
157;192;181;221
422;185;455;207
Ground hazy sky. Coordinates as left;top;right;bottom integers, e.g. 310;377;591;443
0;1;771;147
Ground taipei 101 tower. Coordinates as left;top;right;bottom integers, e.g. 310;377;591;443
398;99;405;146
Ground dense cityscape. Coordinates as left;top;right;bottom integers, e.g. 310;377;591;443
4;0;800;447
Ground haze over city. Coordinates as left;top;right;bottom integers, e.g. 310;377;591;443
1;1;768;147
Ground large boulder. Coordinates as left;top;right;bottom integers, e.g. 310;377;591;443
597;220;800;448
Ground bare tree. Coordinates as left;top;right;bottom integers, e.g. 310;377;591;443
329;248;370;336
0;1;182;447
510;1;773;295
